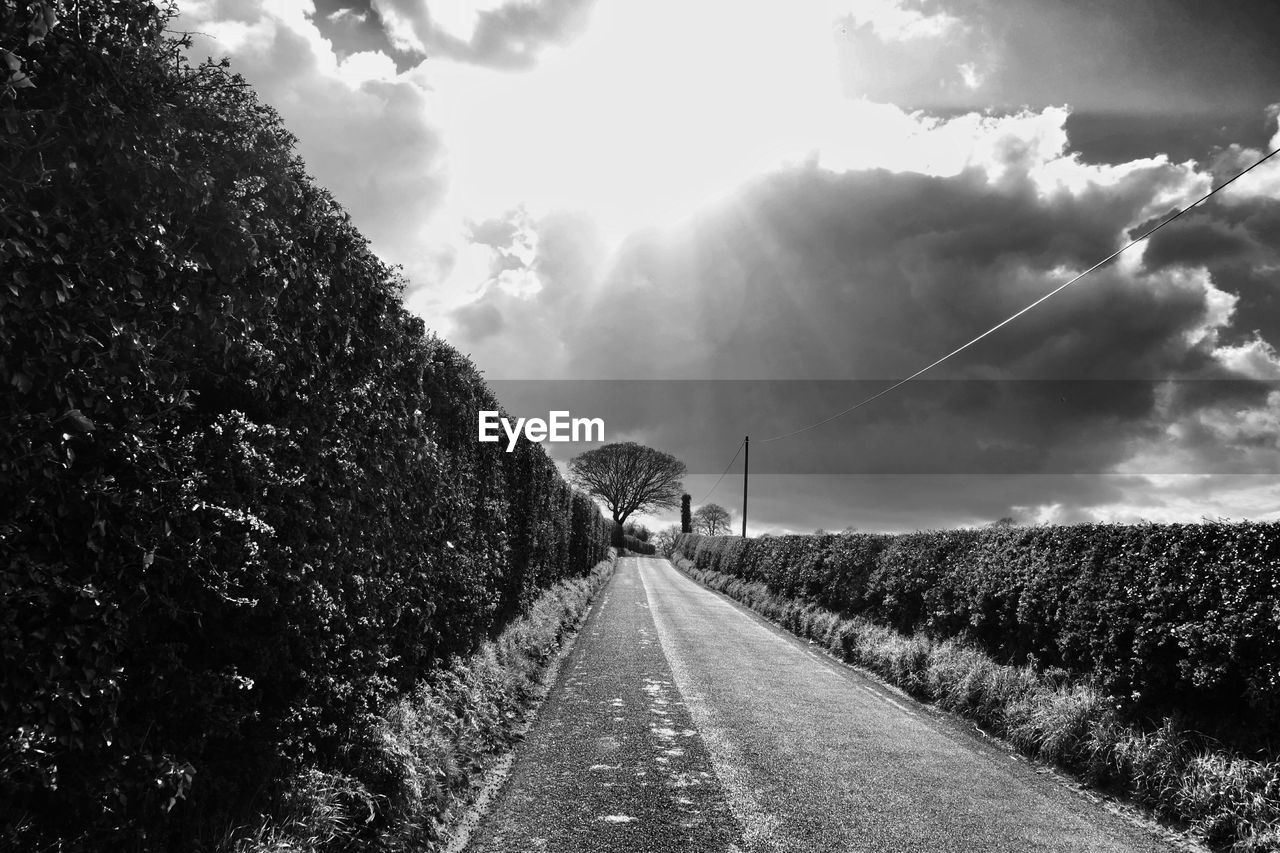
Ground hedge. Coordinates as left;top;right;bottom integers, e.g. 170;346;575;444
621;535;656;555
675;524;1280;746
0;3;609;849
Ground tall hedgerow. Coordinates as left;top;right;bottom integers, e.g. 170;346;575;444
0;2;609;849
675;524;1280;749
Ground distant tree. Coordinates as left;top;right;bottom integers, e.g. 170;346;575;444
623;521;651;542
989;516;1017;528
569;442;686;529
681;493;692;533
654;524;681;558
693;503;733;536
814;528;827;536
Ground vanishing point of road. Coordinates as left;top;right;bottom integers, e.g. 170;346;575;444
464;556;1187;853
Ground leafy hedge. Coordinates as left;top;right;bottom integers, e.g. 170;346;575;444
672;556;1280;851
621;535;656;555
675;524;1280;744
0;3;609;850
237;556;617;853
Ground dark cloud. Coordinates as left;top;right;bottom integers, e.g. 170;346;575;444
373;0;598;69
1064;111;1276;167
486;378;1274;474
453;300;505;341
467;214;523;249
452;126;1280;527
309;0;425;72
837;0;1280;164
1145;184;1280;345
560;162;1218;382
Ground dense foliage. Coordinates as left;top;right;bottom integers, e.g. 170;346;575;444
675;524;1280;744
247;559;616;852
0;2;609;849
620;535;656;555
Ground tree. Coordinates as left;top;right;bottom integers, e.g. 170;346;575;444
692;503;732;536
654;524;681;558
568;442;686;528
623;521;651;542
681;493;692;533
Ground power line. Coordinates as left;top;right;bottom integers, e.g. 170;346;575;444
756;144;1280;444
696;437;744;503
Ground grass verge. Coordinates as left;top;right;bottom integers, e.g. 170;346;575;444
223;552;617;853
671;553;1280;853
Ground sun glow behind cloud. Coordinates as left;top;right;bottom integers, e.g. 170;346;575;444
176;0;1280;528
424;0;1083;239
415;0;1137;317
423;0;852;245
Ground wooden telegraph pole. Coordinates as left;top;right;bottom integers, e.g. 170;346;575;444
742;435;749;538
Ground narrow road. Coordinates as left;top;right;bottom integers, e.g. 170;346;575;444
465;556;1184;852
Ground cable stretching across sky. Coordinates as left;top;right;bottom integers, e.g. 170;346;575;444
697;143;1280;501
696;438;745;503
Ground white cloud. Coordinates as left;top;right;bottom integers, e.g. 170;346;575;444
338;50;398;85
327;8;367;24
958;61;982;90
841;0;961;40
1216;336;1280;380
1217;106;1280;204
368;0;428;53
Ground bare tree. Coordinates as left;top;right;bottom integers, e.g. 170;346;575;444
654;524;681;558
568;442;687;528
692;503;732;536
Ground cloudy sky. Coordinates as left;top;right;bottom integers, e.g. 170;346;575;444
178;0;1280;533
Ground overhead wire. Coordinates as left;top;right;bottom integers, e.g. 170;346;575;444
754;144;1280;444
696;437;744;503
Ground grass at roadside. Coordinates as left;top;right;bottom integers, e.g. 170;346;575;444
224;553;617;853
671;553;1280;853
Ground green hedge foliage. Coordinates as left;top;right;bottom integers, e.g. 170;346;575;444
0;3;609;849
675;524;1280;742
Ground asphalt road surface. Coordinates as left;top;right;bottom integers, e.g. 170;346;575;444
464;556;1184;853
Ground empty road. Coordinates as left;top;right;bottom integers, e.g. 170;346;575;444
464;556;1184;852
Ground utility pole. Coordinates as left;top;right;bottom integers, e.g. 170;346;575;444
742;435;749;538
